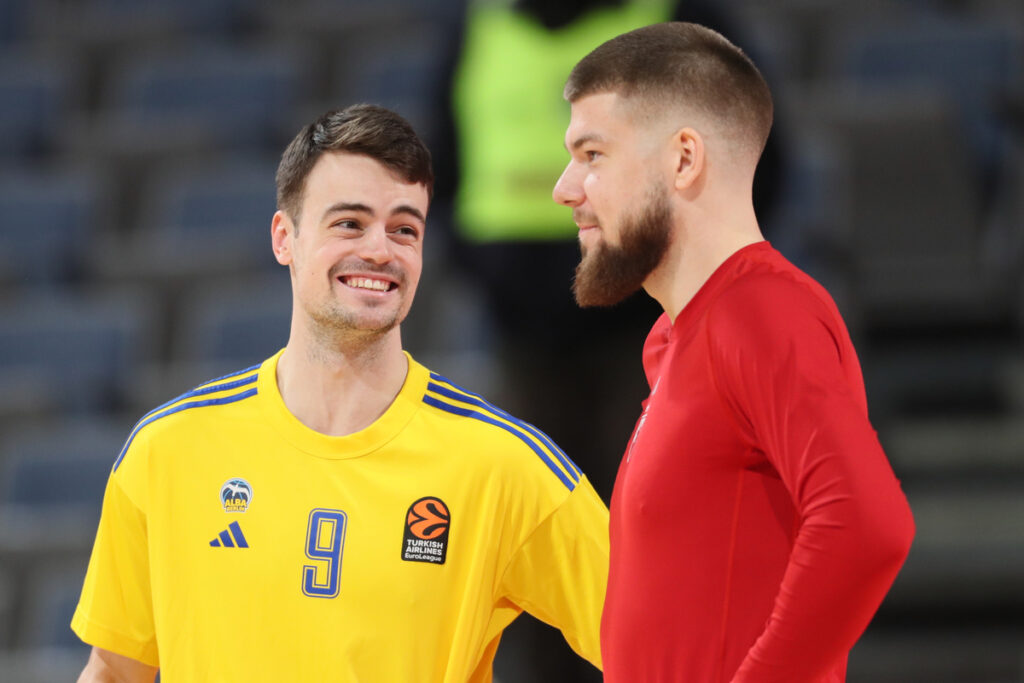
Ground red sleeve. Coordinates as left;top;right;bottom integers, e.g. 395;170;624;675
707;275;914;682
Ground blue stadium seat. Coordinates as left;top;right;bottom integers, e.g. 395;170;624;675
261;0;462;35
0;166;108;285
831;15;1023;186
784;86;995;326
0;289;158;413
97;0;245;31
131;156;280;276
0;0;33;45
0;51;73;158
0;420;118;571
335;29;447;145
173;272;291;370
0;420;124;510
0;421;125;660
0;421;119;563
0;564;89;681
34;0;250;45
763;132;850;300
103;44;308;147
16;564;91;658
332;15;459;149
833;15;1022;99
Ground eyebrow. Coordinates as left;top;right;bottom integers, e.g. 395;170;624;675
322;202;372;222
566;133;605;152
392;204;426;223
321;201;425;223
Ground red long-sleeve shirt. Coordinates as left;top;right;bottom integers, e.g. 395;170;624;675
601;242;914;682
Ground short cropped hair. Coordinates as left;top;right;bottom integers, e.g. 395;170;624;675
565;22;773;158
276;104;434;223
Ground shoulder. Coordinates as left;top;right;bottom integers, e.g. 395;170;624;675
418;370;582;495
113;362;263;473
705;258;841;350
700;253;858;387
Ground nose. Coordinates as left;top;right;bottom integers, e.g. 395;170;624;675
356;224;393;264
552;161;584;207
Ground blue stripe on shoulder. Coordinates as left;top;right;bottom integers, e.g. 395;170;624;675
137;364;261;427
422;394;576;491
112;368;260;472
196;364;262;389
426;382;581;485
428;373;582;481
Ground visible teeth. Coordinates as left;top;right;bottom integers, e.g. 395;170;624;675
346;277;390;291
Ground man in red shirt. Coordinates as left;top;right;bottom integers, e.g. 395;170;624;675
552;22;915;682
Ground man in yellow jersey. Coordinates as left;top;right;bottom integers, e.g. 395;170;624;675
72;104;609;682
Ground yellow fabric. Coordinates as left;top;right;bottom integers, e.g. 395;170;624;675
453;0;671;242
72;351;608;681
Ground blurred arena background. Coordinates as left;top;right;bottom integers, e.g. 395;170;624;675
0;0;1022;680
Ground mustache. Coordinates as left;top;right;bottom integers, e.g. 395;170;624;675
572;210;598;226
329;260;405;283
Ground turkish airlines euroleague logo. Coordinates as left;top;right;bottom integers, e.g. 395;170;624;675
402;496;450;564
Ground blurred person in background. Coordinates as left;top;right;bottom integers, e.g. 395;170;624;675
72;104;608;682
553;23;915;681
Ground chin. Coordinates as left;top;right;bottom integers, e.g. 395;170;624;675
350;315;401;334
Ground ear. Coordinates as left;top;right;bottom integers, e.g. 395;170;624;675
271;210;294;266
671;127;705;192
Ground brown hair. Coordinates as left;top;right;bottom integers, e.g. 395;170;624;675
276;104;434;223
564;22;773;158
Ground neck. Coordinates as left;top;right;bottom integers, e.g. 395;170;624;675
276;324;409;437
645;197;763;322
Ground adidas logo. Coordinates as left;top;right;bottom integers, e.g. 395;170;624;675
210;521;249;548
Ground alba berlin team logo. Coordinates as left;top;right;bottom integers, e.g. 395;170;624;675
402;496;450;564
220;478;253;513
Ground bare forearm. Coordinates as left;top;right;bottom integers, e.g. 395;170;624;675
78;647;158;683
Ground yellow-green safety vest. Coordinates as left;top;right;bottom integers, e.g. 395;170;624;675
453;0;671;242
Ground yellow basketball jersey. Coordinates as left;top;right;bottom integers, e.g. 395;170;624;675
72;350;609;681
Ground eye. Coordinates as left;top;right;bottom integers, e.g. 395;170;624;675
332;219;361;231
391;224;420;239
585;149;601;162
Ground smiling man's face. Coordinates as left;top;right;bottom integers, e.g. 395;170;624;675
274;152;429;340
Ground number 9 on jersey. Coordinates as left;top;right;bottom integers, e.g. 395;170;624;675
303;508;347;598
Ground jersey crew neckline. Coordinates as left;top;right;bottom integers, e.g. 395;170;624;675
257;348;428;460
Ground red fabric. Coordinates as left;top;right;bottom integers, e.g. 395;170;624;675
601;242;914;682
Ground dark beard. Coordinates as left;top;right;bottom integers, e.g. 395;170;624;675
572;188;672;307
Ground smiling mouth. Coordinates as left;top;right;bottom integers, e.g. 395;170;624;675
340;276;396;292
